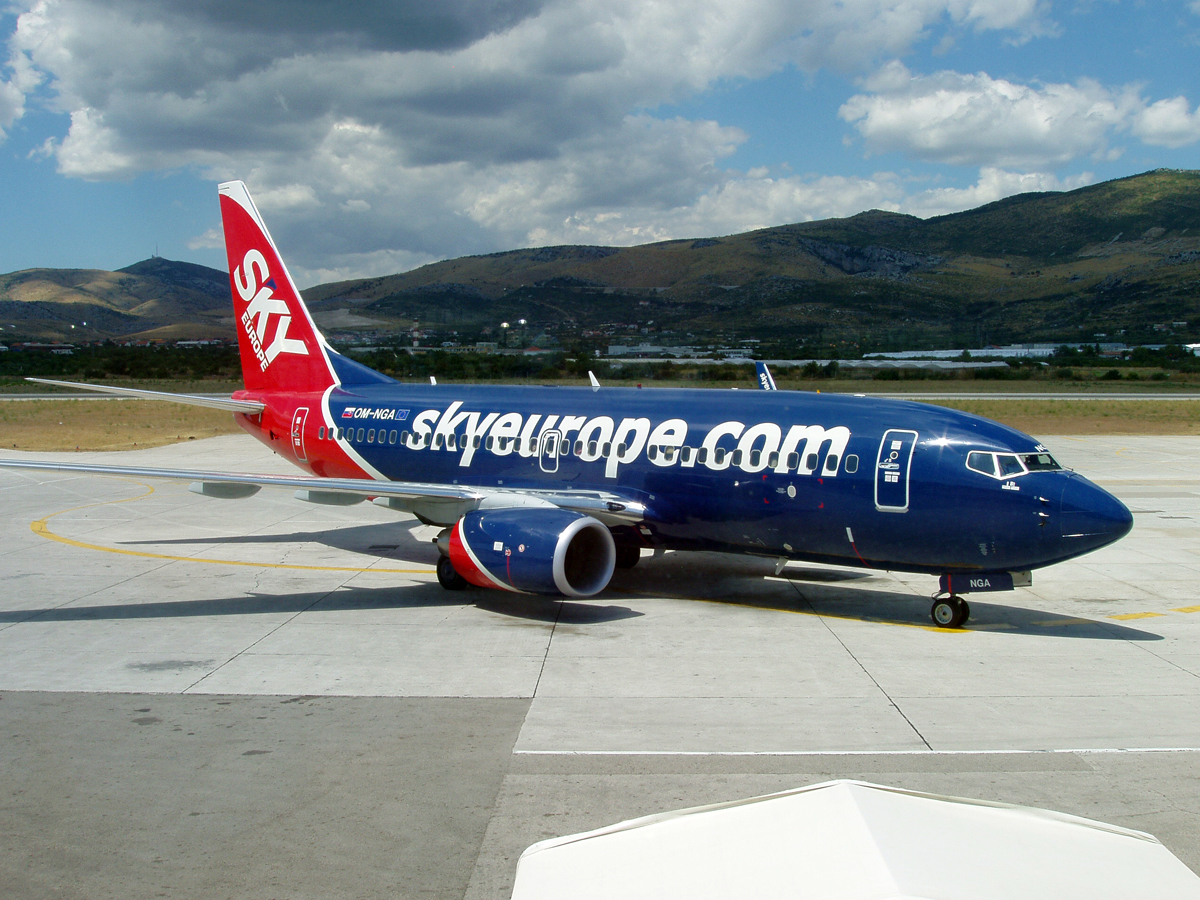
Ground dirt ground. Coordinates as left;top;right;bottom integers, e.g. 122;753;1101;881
0;396;1197;452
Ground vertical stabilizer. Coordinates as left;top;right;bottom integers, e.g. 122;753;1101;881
219;181;337;394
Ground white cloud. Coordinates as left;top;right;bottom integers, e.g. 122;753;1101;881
0;76;22;138
1132;96;1200;149
840;63;1137;169
8;0;1064;277
840;63;1200;171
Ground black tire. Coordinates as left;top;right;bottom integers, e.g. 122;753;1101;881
955;597;971;625
931;597;964;628
614;544;641;569
436;555;468;590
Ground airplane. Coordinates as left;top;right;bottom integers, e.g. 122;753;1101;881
0;182;1134;629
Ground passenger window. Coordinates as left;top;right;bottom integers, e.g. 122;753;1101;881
486;436;494;450
447;434;457;451
588;441;597;456
844;454;858;474
787;452;799;470
664;446;674;461
681;447;692;464
574;440;583;456
389;430;397;445
749;449;761;467
400;430;409;445
714;448;725;465
603;442;612;457
805;453;818;472
648;445;658;461
825;454;839;473
432;434;442;450
318;426;326;440
367;429;375;444
356;428;365;442
966;451;997;477
617;443;627;456
732;450;743;466
768;451;779;469
697;447;708;464
529;438;537;452
997;454;1025;477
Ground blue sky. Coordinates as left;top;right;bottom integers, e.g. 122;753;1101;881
1;1;1198;285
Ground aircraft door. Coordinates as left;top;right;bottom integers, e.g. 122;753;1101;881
291;407;309;462
874;429;917;512
539;430;561;473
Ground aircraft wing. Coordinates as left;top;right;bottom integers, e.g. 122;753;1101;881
0;459;647;525
25;378;265;414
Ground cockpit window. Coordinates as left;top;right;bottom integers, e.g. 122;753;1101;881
1022;452;1062;471
967;449;1063;480
966;451;997;477
996;454;1025;477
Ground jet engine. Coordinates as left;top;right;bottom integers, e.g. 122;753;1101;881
439;507;616;597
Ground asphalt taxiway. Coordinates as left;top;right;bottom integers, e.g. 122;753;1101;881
2;434;1199;898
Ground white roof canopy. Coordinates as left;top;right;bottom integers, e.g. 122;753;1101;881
511;780;1200;900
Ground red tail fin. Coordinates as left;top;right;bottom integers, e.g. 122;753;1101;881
219;181;337;394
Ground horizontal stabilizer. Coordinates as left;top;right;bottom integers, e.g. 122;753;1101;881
26;378;265;414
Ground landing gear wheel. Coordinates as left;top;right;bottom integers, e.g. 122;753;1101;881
931;596;966;628
614;544;641;569
436;555;468;591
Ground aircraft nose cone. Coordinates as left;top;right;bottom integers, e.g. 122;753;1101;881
1059;475;1133;546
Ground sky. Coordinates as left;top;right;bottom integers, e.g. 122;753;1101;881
1;0;1199;286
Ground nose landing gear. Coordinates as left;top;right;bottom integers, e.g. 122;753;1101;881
931;596;970;628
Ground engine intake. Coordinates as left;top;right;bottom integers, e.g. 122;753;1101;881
445;508;616;597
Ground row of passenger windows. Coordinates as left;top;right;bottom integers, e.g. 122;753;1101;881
314;425;859;473
966;450;1062;479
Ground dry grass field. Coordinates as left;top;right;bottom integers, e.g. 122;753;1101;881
0;400;243;451
0;394;1197;452
927;399;1200;435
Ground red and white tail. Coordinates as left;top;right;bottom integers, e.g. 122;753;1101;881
219;181;337;395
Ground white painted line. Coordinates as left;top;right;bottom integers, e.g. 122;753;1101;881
514;747;1200;756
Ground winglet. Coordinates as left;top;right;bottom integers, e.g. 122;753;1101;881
755;361;777;390
588;370;601;392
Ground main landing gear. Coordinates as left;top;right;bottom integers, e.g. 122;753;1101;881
614;544;641;570
931;596;970;629
437;555;468;590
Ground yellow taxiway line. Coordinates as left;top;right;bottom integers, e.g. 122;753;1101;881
29;481;435;576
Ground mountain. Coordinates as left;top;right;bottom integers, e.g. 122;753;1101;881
303;169;1200;352
0;258;234;341
3;170;1198;350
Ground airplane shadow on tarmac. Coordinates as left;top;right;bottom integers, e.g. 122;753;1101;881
0;583;643;626
89;530;1159;639
606;551;1164;641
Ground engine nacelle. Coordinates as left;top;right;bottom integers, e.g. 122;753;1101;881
446;508;616;597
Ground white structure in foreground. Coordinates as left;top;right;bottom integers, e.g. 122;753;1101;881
511;780;1200;900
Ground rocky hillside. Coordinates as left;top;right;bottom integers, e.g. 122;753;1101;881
0;258;233;341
